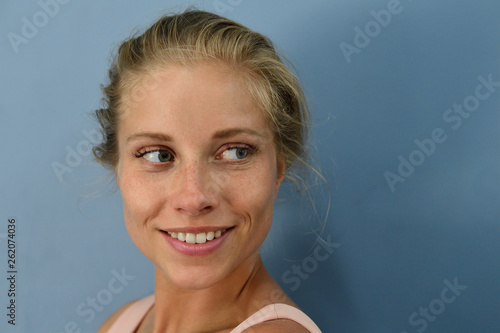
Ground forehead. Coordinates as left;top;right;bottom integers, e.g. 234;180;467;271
118;62;272;140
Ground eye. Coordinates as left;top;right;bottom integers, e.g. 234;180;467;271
221;147;250;160
135;149;174;163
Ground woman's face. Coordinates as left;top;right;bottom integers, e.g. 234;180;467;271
116;62;284;290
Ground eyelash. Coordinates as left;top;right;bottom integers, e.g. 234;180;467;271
133;148;174;160
133;144;258;164
218;144;257;160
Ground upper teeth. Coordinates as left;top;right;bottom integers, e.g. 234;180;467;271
167;230;225;244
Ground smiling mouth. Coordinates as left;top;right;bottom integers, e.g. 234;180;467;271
166;228;230;244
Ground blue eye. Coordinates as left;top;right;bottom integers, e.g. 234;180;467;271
222;147;249;160
137;150;173;163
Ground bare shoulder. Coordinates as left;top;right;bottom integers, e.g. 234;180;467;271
242;319;310;333
97;300;136;333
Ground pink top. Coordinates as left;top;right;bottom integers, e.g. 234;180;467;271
107;294;322;332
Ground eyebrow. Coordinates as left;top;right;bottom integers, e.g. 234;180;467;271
126;127;265;144
212;128;265;140
126;132;173;144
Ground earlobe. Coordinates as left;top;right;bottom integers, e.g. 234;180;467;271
274;160;286;200
114;163;121;187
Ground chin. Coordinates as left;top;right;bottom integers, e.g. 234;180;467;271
156;263;230;290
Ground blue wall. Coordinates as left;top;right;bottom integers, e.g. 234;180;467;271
1;1;499;332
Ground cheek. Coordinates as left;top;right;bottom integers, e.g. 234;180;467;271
227;163;278;225
118;168;163;239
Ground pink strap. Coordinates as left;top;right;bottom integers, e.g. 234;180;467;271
107;296;321;333
107;294;154;333
230;303;322;333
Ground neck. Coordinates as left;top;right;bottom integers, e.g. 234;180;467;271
152;252;269;332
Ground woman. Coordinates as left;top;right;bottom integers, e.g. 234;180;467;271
93;9;321;332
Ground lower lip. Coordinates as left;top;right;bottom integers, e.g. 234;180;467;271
161;229;232;256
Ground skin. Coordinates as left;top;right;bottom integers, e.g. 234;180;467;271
100;62;308;332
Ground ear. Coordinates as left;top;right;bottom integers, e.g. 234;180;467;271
114;160;122;188
274;158;286;200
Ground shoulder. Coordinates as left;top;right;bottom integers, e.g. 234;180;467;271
97;300;136;333
242;319;310;332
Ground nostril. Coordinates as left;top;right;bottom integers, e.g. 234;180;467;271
200;206;213;214
172;165;218;215
176;200;215;216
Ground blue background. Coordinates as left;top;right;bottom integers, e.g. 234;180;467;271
1;0;499;332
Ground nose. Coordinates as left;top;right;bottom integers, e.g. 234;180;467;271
171;160;217;217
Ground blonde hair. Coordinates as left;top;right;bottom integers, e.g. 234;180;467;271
93;9;310;181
